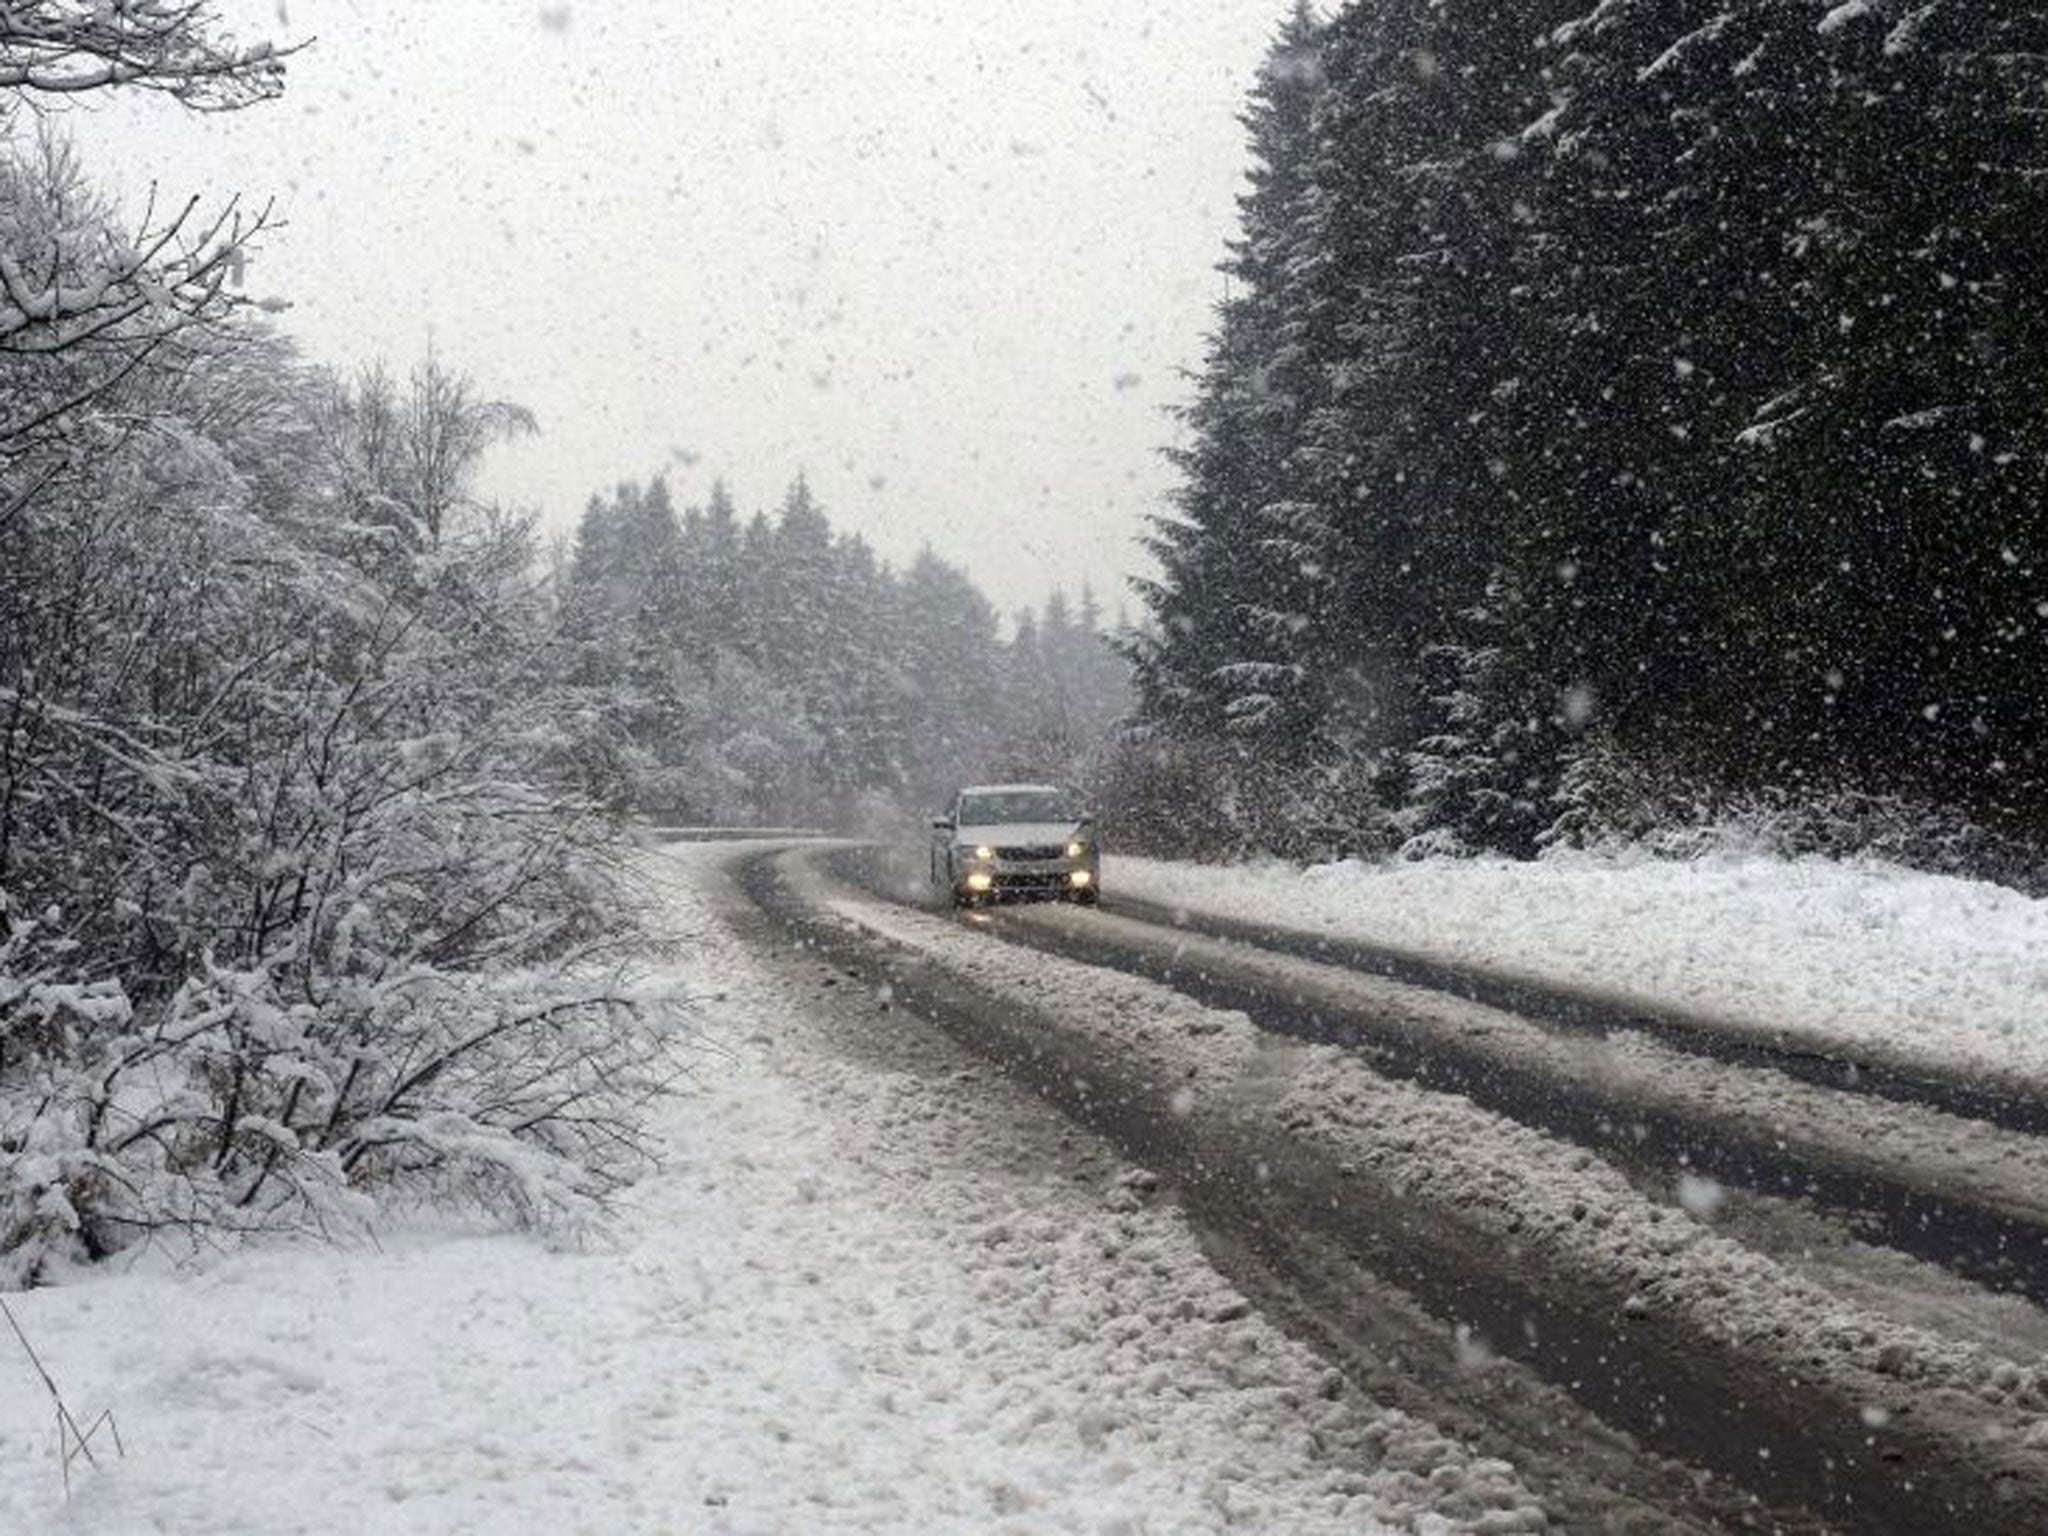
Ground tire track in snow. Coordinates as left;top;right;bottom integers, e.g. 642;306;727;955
849;850;2048;1309
1101;890;2048;1136
733;849;1748;1534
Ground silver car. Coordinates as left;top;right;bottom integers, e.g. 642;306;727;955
930;783;1101;907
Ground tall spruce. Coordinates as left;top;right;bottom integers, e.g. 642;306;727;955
1137;2;1327;756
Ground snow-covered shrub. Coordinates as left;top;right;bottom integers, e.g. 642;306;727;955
1694;789;2048;893
2;316;685;1285
1086;732;1258;860
2;944;678;1287
1539;736;1724;859
1088;725;1396;863
1264;747;1401;864
0;593;684;1282
1541;739;2048;892
0;904;133;1284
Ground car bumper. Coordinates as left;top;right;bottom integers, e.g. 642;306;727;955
959;860;1098;899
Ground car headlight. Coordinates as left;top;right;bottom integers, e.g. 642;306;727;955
970;844;995;862
1066;840;1089;860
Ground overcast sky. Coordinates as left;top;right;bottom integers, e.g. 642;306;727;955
70;1;1285;613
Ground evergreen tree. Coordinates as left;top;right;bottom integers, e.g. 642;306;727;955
1127;0;2048;856
898;547;1004;804
1136;1;1329;753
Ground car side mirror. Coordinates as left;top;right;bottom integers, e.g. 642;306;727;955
931;817;954;831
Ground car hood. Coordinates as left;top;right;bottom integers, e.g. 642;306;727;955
956;820;1085;846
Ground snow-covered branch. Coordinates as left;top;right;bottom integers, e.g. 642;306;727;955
0;2;295;111
0;132;283;458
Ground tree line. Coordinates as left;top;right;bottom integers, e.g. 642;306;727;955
555;474;1131;829
1125;0;2048;868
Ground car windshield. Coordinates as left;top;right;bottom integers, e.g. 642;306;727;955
959;791;1074;826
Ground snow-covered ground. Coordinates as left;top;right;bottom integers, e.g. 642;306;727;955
0;845;1544;1535
1108;850;2048;1093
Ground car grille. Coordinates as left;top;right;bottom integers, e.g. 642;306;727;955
997;844;1065;860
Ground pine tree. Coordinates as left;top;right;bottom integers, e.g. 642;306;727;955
898;547;1003;804
1136;1;1329;756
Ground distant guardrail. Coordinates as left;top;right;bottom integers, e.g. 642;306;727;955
649;824;833;843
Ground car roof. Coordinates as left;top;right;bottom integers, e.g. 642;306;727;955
959;782;1064;796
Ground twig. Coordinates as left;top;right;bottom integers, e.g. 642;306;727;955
1;1296;125;1499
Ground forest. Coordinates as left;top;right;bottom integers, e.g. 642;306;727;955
556;475;1129;831
1122;0;2048;872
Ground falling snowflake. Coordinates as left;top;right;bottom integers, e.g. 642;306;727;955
1677;1173;1726;1218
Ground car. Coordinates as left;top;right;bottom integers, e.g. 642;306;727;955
930;783;1101;907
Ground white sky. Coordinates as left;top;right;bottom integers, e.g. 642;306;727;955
65;1;1285;613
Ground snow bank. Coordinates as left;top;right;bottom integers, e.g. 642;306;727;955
1108;850;2048;1091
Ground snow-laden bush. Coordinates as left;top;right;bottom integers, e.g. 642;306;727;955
1089;726;1397;863
1539;738;1722;859
2;312;685;1285
1541;738;2048;892
0;535;686;1283
2;939;678;1288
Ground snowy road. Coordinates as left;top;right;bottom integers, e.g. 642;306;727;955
4;841;1555;1535
742;842;2048;1534
9;839;2043;1534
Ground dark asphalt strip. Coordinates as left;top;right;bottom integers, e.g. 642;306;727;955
742;847;2048;1536
830;849;2048;1307
1102;890;2048;1139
